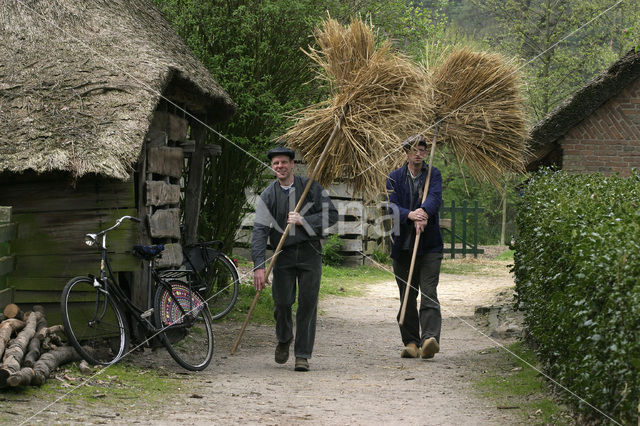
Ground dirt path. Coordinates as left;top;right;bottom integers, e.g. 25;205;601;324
8;265;522;425
129;268;520;425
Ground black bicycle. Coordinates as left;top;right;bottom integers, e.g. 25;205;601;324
179;240;239;320
60;216;214;371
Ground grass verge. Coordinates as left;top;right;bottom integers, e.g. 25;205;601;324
473;341;574;425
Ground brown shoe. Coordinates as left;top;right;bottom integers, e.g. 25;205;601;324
275;337;293;364
400;343;419;358
420;337;440;359
294;357;309;372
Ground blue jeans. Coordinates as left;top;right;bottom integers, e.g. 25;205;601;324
272;240;322;359
393;252;443;346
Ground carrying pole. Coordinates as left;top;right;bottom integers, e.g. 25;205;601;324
398;124;439;326
231;106;348;354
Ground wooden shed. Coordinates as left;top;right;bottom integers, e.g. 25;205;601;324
527;48;640;174
0;0;236;321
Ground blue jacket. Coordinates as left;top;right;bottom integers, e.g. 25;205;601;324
386;163;443;259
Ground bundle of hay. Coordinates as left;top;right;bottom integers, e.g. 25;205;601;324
419;47;529;184
284;17;434;201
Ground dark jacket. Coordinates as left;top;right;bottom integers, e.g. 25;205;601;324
386;163;443;259
251;175;338;269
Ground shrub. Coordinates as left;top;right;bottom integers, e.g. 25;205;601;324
370;249;391;265
512;169;640;423
322;234;344;266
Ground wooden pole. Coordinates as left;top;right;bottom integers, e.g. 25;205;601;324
231;106;348;355
398;124;439;326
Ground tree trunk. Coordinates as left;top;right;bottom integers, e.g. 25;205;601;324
0;311;42;386
0;318;25;359
32;346;81;386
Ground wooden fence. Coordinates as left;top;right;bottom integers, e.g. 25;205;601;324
0;206;16;307
440;200;484;259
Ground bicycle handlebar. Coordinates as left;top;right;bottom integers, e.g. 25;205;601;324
96;215;141;237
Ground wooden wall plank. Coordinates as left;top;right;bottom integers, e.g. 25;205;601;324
155;243;183;268
11;253;139;278
149;208;180;239
149;111;188;142
0;256;15;276
147;147;183;178
0;287;14;307
0;223;16;243
146;181;180;206
0;173;135;213
11;208;138;255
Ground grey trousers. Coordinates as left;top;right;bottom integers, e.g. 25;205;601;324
272;240;322;359
392;251;443;346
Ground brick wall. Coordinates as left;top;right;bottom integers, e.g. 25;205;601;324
561;76;640;175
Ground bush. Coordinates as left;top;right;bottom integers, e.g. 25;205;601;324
370;249;391;265
512;169;640;423
322;234;344;266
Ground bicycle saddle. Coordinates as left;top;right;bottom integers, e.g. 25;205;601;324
133;244;165;260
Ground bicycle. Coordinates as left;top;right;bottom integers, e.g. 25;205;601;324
177;240;240;320
60;216;214;371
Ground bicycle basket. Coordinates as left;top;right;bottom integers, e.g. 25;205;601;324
182;246;218;273
158;283;205;326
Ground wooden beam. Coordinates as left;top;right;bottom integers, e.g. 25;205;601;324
183;119;207;246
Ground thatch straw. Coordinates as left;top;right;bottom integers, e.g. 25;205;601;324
419;47;529;184
283;17;434;201
0;0;235;180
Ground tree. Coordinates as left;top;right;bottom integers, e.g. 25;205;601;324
155;0;449;251
469;0;640;120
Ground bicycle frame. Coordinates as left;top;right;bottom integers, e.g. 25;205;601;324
86;218;200;340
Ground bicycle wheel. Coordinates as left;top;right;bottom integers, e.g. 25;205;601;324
199;254;239;320
61;276;129;365
154;280;214;371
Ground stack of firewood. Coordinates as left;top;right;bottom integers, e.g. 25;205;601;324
0;303;83;387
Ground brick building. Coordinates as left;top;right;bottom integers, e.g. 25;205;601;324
527;49;640;175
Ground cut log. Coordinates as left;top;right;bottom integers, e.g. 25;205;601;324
78;359;93;375
32;346;81;386
0;318;25;359
3;303;23;321
7;367;34;387
36;324;64;342
0;311;42;386
23;307;48;368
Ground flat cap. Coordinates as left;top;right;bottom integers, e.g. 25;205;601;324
267;146;295;160
402;134;427;150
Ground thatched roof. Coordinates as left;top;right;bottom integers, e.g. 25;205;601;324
527;48;640;166
0;0;236;180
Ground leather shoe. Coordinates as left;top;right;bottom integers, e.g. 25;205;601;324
400;343;419;358
294;357;309;372
420;337;439;359
275;337;292;364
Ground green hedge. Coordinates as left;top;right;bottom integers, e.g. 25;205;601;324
512;169;640;423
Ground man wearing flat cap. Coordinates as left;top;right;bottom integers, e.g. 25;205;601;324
251;145;338;372
386;134;443;360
